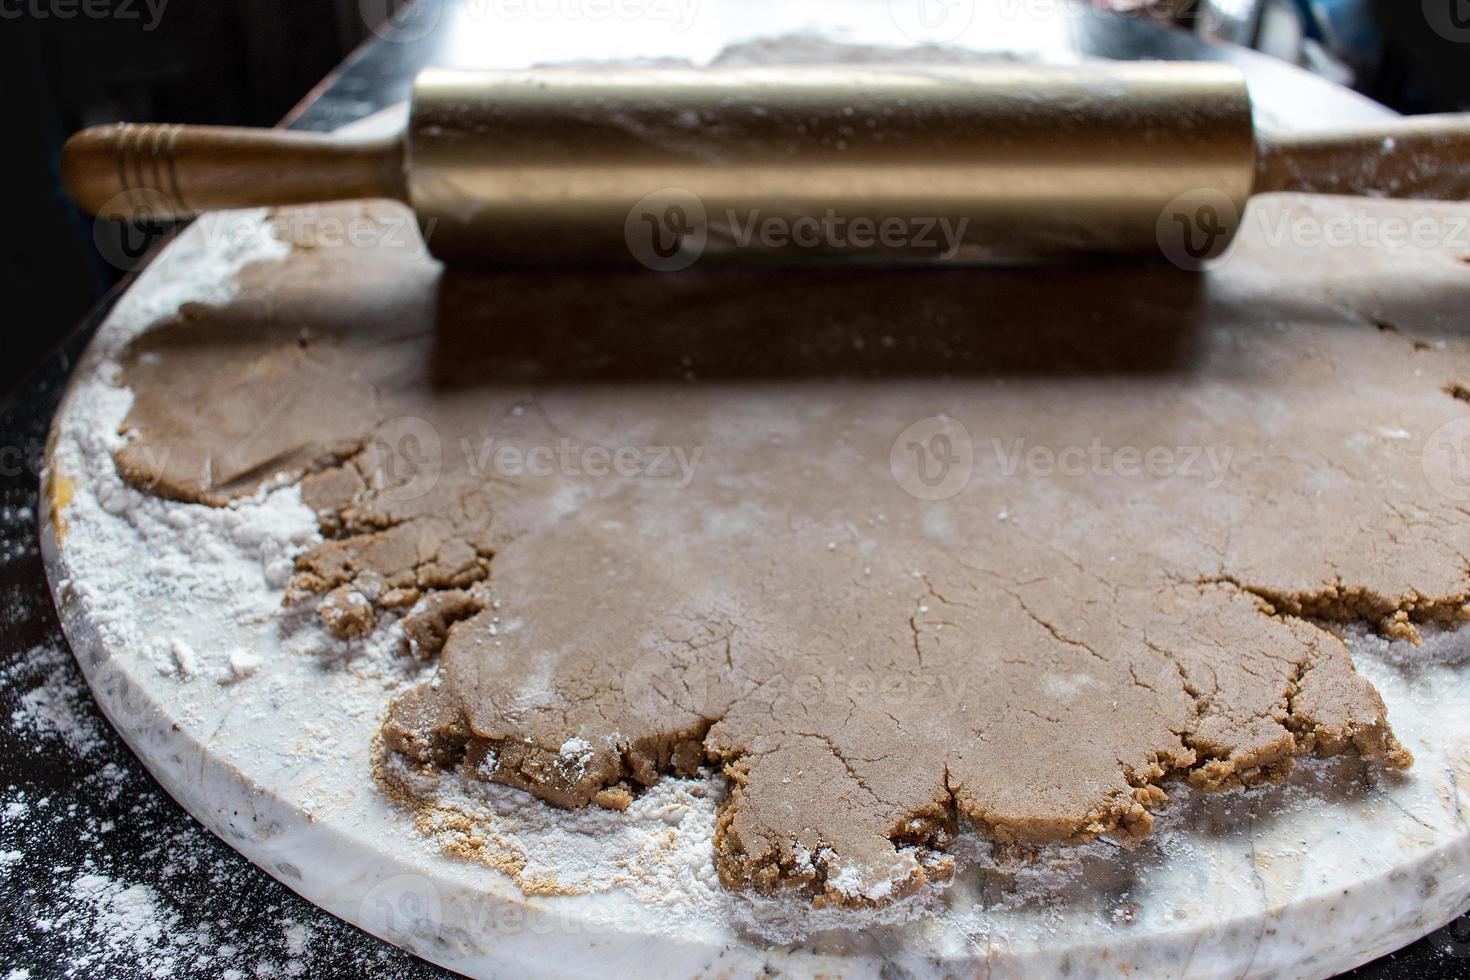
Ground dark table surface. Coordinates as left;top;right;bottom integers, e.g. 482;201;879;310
3;0;1469;975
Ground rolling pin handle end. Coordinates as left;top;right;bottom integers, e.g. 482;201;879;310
62;123;195;221
61;122;408;220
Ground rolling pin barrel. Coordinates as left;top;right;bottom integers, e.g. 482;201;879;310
406;64;1258;264
60;63;1260;265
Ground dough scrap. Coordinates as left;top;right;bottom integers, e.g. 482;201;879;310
111;201;1470;906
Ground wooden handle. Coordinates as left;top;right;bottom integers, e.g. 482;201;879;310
61;123;408;219
1254;114;1470;201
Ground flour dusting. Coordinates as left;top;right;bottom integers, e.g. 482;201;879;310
7;645;106;757
1;636;436;980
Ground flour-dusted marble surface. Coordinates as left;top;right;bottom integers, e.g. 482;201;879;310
36;202;1470;980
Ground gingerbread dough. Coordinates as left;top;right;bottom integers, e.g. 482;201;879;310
113;200;1470;907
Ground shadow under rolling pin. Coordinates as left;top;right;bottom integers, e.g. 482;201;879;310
61;63;1470;268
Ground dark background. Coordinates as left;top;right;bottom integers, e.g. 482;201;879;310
1;0;364;395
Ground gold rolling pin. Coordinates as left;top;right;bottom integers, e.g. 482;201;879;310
61;63;1470;265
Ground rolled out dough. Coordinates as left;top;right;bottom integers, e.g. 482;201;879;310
112;200;1470;906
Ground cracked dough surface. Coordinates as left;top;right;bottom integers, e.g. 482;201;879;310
113;200;1470;906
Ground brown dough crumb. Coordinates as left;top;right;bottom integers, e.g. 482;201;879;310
592;784;634;810
317;584;374;639
380;681;470;770
111;200;1470;907
401;589;486;659
300;462;367;535
286;483;495;641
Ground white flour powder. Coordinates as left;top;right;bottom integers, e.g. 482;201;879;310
8;645;106;757
0;637;433;978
